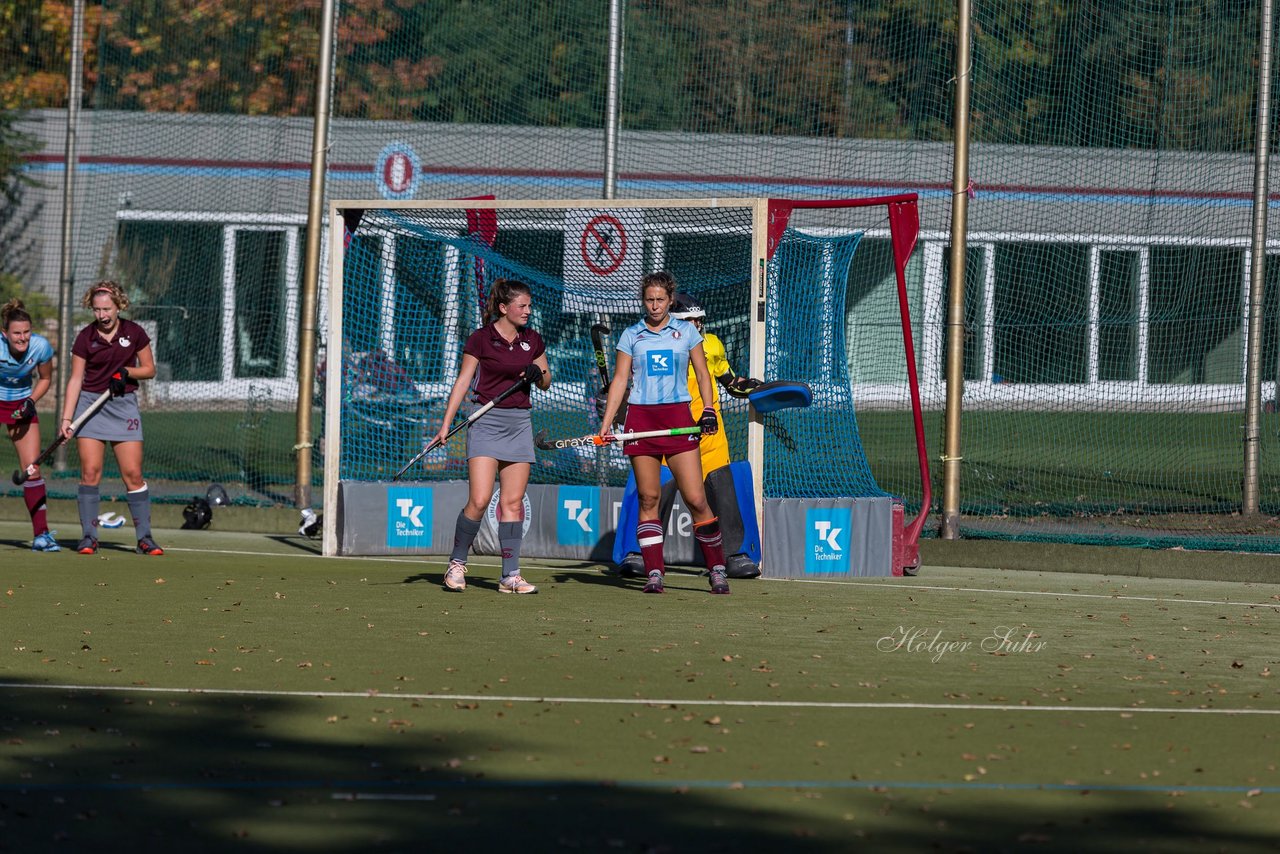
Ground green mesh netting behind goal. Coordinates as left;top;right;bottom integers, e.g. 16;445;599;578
333;204;906;502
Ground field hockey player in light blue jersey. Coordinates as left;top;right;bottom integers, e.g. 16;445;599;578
0;299;59;552
596;271;730;596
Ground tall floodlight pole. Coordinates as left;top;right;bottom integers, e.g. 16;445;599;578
53;0;86;471
295;0;338;511
1244;0;1275;515
940;0;973;539
603;0;624;200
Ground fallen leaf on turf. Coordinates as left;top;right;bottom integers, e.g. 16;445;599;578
154;578;165;584
1231;661;1244;669
195;660;213;665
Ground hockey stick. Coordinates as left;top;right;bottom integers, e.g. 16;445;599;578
535;426;702;451
589;322;626;426
12;389;113;485
391;374;531;481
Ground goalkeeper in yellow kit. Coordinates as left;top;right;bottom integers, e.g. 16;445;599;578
616;293;761;579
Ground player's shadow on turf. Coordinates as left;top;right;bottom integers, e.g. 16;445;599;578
550;567;706;591
3;536;141;555
400;572;507;592
265;534;322;555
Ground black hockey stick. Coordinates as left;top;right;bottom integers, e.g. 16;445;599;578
589;322;626;426
535;426;702;451
590;322;611;386
392;374;531;481
13;389;113;485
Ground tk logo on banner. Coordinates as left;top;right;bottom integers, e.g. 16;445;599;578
805;507;852;573
557;486;600;548
387;487;433;548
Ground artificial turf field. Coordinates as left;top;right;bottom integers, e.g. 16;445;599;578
1;520;1277;853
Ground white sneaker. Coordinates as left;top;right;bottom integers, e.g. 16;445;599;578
443;559;467;592
498;574;538;594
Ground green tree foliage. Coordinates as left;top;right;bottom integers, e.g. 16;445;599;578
0;108;43;296
0;0;1266;152
971;0;1258;151
351;1;612;126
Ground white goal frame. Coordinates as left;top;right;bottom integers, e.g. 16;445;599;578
322;196;926;561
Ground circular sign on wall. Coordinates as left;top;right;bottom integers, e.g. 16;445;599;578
486;491;533;538
376;142;420;200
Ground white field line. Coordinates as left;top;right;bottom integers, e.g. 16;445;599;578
165;547;1280;609
0;682;1276;716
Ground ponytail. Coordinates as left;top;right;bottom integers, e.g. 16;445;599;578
483;279;533;326
1;299;30;329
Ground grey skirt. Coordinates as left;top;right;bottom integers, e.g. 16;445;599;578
466;406;535;463
73;391;145;443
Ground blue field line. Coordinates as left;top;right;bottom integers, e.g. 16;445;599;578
1;777;1274;796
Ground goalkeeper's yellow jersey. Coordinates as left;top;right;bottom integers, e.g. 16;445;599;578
686;332;732;472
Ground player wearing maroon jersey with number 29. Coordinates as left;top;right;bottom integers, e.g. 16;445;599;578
433;279;551;594
59;281;164;556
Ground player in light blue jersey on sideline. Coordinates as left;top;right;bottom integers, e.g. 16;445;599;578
597;271;731;596
0;299;59;552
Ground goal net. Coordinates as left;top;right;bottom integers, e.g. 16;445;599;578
324;198;928;562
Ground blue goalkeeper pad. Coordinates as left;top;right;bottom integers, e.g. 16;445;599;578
613;461;760;566
748;380;812;413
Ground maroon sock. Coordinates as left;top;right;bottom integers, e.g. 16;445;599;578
24;479;48;536
693;516;727;571
637;519;665;574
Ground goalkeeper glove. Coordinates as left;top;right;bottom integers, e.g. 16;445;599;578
697;406;718;435
724;376;762;399
109;367;130;397
12;398;36;422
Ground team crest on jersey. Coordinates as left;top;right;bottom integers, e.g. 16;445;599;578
118;337;132;348
672;330;682;339
520;341;530;351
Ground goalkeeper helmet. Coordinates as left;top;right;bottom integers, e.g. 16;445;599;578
671;293;706;321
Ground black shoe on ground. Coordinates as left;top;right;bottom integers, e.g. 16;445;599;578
77;536;98;555
618;552;646;578
725;553;761;579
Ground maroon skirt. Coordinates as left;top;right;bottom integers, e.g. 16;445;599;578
0;399;37;427
622;401;700;459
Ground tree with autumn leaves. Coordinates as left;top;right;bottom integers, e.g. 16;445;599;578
0;0;1267;149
